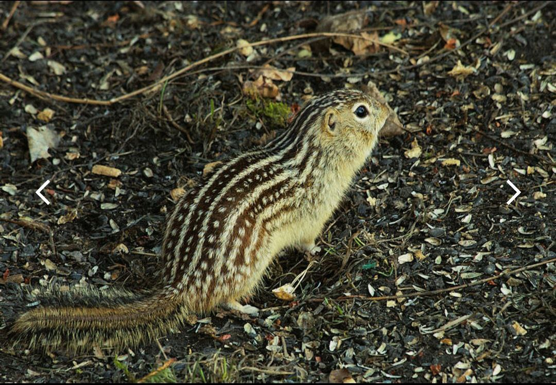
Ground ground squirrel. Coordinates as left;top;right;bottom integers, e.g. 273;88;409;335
10;89;391;352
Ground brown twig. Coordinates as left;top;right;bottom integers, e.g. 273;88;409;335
489;2;517;27
379;1;549;76
137;358;176;383
162;105;194;144
313;256;556;302
473;127;555;166
0;217;50;233
498;1;550;29
2;20;46;63
1;0;21;31
246;3;270;28
0;72;112;105
0;31;407;106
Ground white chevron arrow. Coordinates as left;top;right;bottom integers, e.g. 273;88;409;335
36;180;51;205
506;180;521;205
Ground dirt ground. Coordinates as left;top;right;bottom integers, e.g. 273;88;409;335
0;1;555;383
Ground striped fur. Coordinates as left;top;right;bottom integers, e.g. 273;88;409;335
10;89;391;352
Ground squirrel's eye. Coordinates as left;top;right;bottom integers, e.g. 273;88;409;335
355;105;368;118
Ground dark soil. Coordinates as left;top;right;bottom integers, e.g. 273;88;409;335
0;1;555;383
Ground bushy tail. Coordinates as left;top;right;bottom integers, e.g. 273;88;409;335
10;285;188;353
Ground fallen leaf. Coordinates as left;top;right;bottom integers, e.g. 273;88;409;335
27;126;61;163
423;1;439;16
243;75;280;99
255;64;295;82
398;253;414;264
47;60;66;75
28;51;44;62
511;321;527;336
0;273;24;285
170;187;185;201
237;39;253;57
380;31;402;44
37;108;55;122
65;151;80;160
203;161;223;176
448;60;476;80
185;15;200;29
272;283;296;301
404;138;422;159
1;184;17;196
444;38;458;50
314;11;367;53
346;31;379;56
57;208;78;225
430;364;442;375
414;250;427;261
25;104;38;115
9;47;27;59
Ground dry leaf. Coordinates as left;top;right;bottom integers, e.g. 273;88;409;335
27;126;61;163
203;161;223;177
414;250;427;261
448;60;476;80
185;15;200;29
25;104;38;115
0;132;3;149
0;273;24;285
255;64;295;82
243;75;280;99
380;31;402;44
511;321;527;336
92;165;122;178
1;184;17;196
272;283;296;301
37;108;55;123
65;151;80;160
236;39;253;57
398;253;414;264
57;208;78;225
314;11;367;53
9;47;27;59
170;187;185;201
423;1;439;16
344;31;379;56
47;60;66;75
404;138;422;159
28;51;44;62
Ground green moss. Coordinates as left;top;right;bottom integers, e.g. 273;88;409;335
246;99;291;128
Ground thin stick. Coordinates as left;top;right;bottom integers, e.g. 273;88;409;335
2;21;44;63
0;72;112;105
0;31;407;106
489;3;516;27
137;358;176;383
1;0;21;31
162;105;194;144
473;127;555;166
239;367;294;375
312;257;556;302
498;1;550;29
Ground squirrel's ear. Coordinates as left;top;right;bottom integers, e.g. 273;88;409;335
323;108;338;134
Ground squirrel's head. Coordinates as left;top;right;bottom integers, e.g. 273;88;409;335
319;89;390;143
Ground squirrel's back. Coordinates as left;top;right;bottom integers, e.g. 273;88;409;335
10;89;390;352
